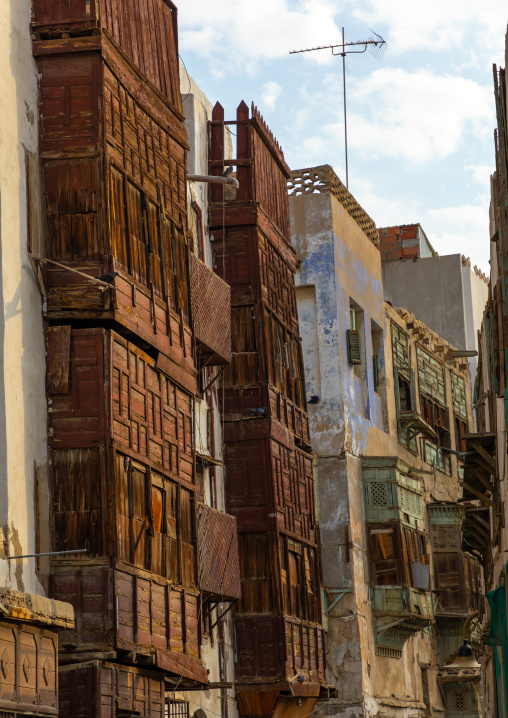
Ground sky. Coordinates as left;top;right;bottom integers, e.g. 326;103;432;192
177;1;508;273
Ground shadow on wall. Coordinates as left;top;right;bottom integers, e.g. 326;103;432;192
3;0;48;592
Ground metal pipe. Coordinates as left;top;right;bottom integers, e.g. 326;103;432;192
187;174;239;190
462;610;479;641
342;26;349;189
5;549;88;560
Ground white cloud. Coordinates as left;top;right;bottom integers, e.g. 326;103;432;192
342;177;491;272
261;81;282;110
466;164;494;187
352;0;507;60
423;200;491;272
345;176;418;227
341;67;494;164
179;0;343;70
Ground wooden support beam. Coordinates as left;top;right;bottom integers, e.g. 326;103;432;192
469;439;497;473
462;481;494;507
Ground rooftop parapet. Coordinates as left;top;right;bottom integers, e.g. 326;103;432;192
288;164;379;247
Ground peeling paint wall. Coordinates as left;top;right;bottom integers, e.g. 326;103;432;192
0;0;48;595
291;171;474;718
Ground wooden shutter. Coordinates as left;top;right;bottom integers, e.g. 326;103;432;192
369;527;398;585
347;329;362;365
110;167;129;271
166;480;179;581
126;182;148;286
373;354;379;391
180;488;196;587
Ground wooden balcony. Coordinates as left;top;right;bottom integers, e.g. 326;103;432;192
45;263;196;390
362;457;425;529
372;586;435;658
59;661;167;718
51;564;206;687
234;615;325;695
31;0;182;116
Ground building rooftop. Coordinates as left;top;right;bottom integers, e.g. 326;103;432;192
289;164;379;247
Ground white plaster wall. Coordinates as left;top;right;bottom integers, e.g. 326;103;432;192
461;265;489;385
0;0;48;595
295;285;321;400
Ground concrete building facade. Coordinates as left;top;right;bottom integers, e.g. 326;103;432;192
380;224;488;386
290;165;484;718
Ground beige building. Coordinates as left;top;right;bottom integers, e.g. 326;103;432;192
290;165;484;718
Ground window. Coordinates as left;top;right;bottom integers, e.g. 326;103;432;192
391;323;417;452
369;527;398;585
348;300;365;372
453;692;467;712
368;523;429;588
279;535;320;623
417;348;451;474
371;320;383;393
166;699;189;718
452;372;468;454
267;312;306;410
109;166;190;319
350;300;370;418
117;455;196;585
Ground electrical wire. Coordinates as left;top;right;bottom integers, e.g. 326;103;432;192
180;54;192;101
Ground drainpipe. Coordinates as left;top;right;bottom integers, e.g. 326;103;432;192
187;174;239;189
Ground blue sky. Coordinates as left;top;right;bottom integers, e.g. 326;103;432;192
178;1;507;273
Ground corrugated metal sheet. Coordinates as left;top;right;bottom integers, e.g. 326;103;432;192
189;251;232;366
198;504;241;600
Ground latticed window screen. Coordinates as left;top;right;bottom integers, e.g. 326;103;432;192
451;372;467;419
417;348;446;406
166;700;190;718
424;440;451;476
453;691;467;711
391;323;410;378
430;524;461;552
369;482;388;507
398;487;424;520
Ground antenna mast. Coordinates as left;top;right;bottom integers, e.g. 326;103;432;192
290;29;386;189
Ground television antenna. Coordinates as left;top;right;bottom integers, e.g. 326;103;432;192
290;29;386;189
